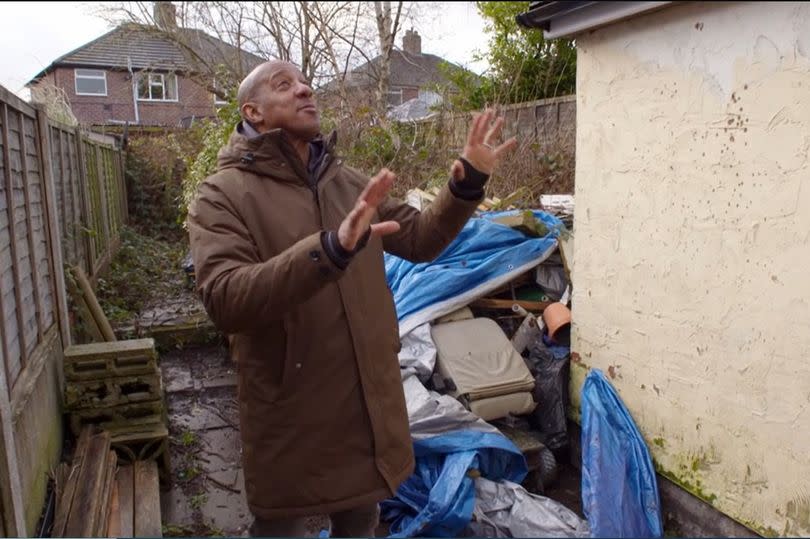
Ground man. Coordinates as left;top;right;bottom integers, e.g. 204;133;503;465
187;60;517;537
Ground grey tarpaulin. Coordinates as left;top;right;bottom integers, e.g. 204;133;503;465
468;478;590;538
398;324;437;383
400;370;590;538
402;369;498;439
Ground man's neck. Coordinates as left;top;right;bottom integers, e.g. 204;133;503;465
290;137;310;166
245;121;310;165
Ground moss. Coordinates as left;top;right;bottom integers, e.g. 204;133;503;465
653;437;666;448
654;458;718;506
24;393;63;533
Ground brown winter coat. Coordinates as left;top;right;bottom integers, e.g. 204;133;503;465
187;126;481;519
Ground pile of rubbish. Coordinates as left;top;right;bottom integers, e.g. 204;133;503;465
382;194;663;538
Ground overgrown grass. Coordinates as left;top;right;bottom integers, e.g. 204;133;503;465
96;226;188;325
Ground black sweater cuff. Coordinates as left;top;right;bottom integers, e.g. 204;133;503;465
448;157;489;201
321;228;371;270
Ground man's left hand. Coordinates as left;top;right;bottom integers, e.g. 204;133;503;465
451;108;519;181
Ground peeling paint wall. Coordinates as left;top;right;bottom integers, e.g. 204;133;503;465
571;2;810;536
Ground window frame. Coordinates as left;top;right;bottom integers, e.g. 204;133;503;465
136;72;179;102
74;68;108;96
387;88;403;107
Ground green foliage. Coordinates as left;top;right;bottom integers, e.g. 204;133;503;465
125;128;204;239
448;1;577;110
180;99;241;224
96;226;187;325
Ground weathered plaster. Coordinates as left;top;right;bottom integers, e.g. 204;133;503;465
572;2;810;536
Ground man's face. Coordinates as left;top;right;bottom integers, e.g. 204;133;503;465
243;63;320;140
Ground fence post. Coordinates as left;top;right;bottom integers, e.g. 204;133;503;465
73;128;96;273
0;95;26;539
34;105;70;348
93;143;111;278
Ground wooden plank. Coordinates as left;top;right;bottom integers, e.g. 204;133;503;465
116;465;134;538
52;426;92;537
64;429;111;537
65;268;105;343
72;265;116;341
0;102;13;394
93;144;111;275
106;477;120;537
469;298;552;313
35;107;71;348
133;460;162;537
95;450;118;536
1;103;28;373
73;129;97;271
17;110;44;342
0;201;25;539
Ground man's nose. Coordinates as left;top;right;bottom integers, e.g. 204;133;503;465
295;81;313;97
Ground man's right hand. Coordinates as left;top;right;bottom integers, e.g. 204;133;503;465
338;168;401;251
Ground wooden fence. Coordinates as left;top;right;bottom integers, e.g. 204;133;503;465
0;84;127;534
0;84;126;407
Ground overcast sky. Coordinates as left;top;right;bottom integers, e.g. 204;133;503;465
0;2;491;100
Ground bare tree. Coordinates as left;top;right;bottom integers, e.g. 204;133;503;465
373;1;404;115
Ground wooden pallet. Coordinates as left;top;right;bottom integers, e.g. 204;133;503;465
70;400;165;436
109;461;162;537
64;339;158;381
64;372;163;410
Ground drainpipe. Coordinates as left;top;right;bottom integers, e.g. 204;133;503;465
128;56;139;124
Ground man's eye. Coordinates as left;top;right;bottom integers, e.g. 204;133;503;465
277;81;290;90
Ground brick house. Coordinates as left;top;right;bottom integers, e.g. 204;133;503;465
319;29;473;113
26;4;263;127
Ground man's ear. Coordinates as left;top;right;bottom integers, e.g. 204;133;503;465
241;102;261;125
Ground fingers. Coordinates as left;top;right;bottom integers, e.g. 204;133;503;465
484;116;504;145
361;168;396;207
494;136;518;158
370;221;401;237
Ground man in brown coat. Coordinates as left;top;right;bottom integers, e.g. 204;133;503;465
187;60;517;537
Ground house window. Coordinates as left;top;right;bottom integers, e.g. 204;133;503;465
75;69;107;96
387;89;403;107
137;73;178;101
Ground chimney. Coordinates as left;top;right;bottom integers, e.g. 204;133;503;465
402;29;421;56
154;1;177;29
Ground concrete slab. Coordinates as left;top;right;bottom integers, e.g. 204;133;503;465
161;364;194;393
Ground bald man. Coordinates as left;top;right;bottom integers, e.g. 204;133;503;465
187;61;517;537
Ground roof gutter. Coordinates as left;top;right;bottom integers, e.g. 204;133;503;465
517;1;673;39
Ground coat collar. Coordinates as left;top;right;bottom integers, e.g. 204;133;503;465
217;122;338;184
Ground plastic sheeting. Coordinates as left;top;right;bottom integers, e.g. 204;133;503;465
398;324;437;382
387;372;588;538
383;372;527;537
581;370;663;538
385;211;562;336
468;478;590;538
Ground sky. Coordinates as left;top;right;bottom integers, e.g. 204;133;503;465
0;1;491;100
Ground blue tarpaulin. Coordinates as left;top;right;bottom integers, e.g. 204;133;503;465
385;210;562;336
581;370;663;538
381;430;528;538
